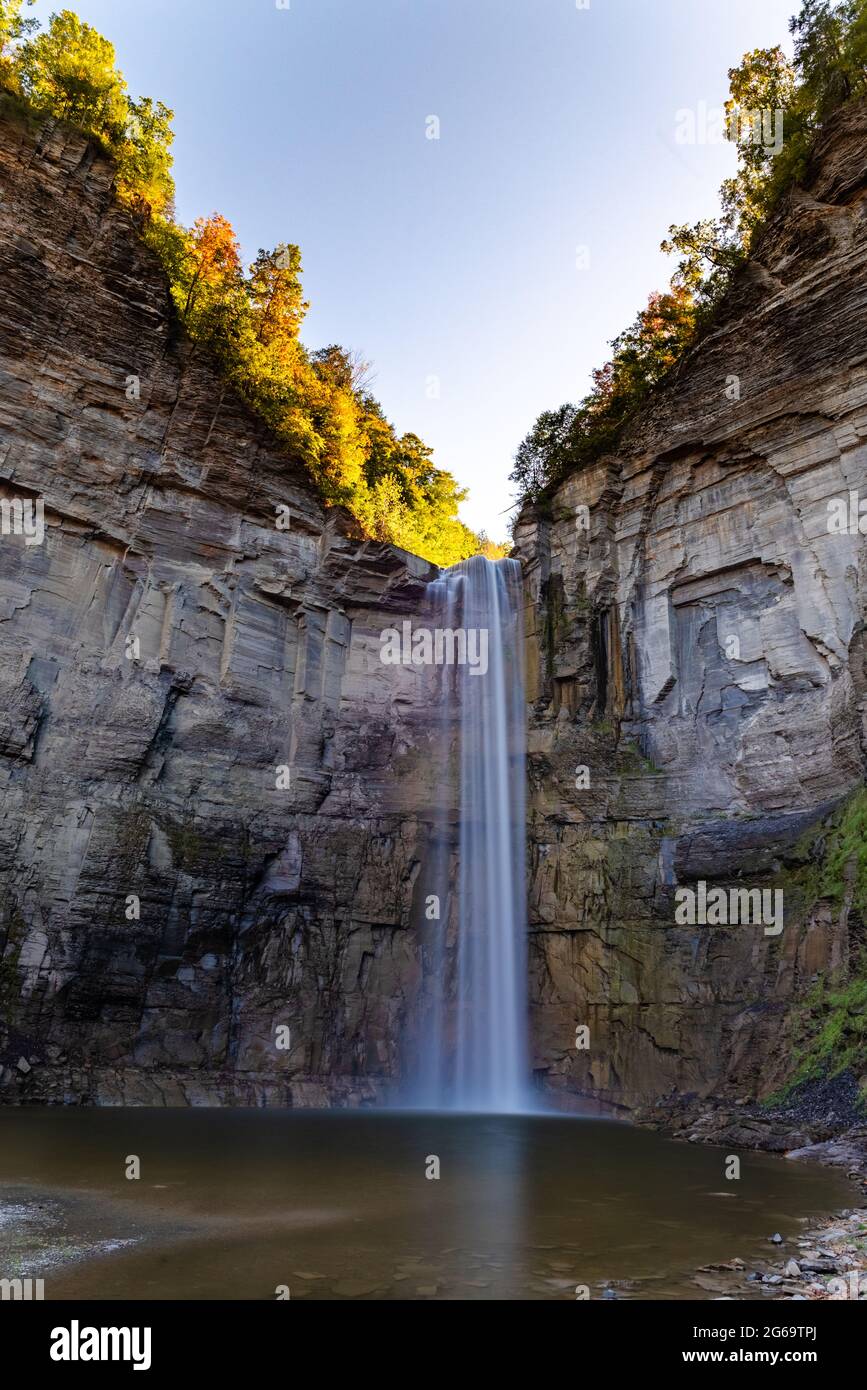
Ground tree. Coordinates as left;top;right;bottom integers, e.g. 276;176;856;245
1;6;494;568
791;0;867;121
116;95;175;217
659;219;744;315
18;9;129;144
248;243;308;351
311;344;375;396
601;288;696;405
511;404;579;501
181;215;243;317
476;532;511;560
0;0;36;59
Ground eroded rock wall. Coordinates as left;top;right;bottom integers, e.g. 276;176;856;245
514;102;867;1111
0;108;442;1104
3;96;866;1116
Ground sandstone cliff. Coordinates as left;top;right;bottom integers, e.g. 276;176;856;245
0;105;443;1104
514;101;867;1111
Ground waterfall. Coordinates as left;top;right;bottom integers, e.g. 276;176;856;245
413;555;529;1113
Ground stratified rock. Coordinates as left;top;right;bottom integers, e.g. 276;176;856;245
0;105;444;1104
514;100;867;1112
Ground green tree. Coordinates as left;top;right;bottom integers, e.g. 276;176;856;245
116;95;175;217
791;0;867;120
18;9;129;143
659;218;744;316
510;404;578;501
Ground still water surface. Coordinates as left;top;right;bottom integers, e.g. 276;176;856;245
0;1108;852;1299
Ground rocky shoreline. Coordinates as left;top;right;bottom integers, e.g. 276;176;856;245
632;1080;867;1300
681;1207;867;1301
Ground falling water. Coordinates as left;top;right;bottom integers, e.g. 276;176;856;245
413;555;528;1113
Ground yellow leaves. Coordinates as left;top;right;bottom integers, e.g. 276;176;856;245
191;215;241;285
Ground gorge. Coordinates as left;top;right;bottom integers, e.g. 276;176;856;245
0;91;865;1146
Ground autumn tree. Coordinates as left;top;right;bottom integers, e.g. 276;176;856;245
180;215;243;317
476;533;511;561
311;344;375;396
0;0;36;62
0;6;500;568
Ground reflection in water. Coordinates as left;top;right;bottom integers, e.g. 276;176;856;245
0;1109;853;1300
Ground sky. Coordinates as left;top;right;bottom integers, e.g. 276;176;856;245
29;0;798;537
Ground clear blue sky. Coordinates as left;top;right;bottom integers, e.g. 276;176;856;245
31;0;796;537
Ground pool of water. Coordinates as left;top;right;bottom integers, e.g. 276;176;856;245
0;1108;853;1299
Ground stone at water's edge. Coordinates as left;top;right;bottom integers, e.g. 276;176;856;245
513;100;867;1113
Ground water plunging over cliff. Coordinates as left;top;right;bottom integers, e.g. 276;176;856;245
413;556;529;1112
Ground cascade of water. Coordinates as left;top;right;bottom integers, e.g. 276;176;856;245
413;555;528;1112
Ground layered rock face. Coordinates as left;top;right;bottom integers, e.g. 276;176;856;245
514;102;867;1110
0;108;442;1104
2;96;865;1115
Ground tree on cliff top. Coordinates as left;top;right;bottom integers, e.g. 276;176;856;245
0;0;35;51
0;0;35;90
18;10;129;141
1;6;487;568
663;1;867;308
11;9;175;216
512;0;867;509
793;0;867;119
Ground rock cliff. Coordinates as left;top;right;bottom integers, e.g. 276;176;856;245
0;105;442;1104
514;100;867;1111
1;96;865;1115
